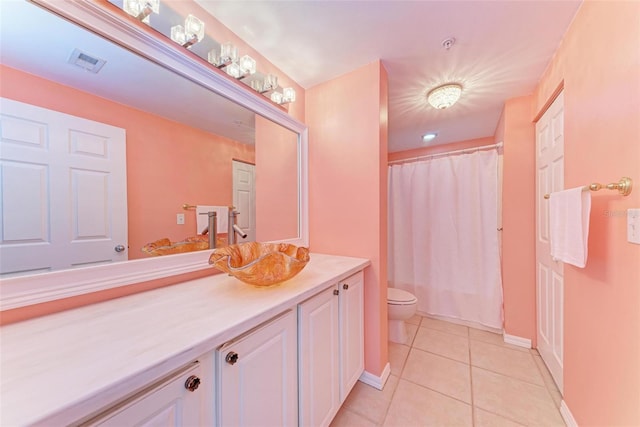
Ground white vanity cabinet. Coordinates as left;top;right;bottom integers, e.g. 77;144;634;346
82;355;214;426
0;254;370;426
298;270;365;426
216;310;298;426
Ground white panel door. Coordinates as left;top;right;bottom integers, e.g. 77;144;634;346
217;310;298;427
0;98;127;276
535;91;565;392
232;160;255;243
298;286;340;427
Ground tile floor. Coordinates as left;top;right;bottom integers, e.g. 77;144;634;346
331;315;565;426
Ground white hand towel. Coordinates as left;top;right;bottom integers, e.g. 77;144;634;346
196;206;229;235
549;187;591;268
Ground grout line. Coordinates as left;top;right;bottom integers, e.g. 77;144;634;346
379;375;400;426
472;365;549;389
469;332;476;426
408;345;470;366
399;376;473;408
531;353;564;409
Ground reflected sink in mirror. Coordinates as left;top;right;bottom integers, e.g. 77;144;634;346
209;242;310;286
141;236;229;256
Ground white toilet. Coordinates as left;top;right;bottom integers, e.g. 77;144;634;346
387;287;418;344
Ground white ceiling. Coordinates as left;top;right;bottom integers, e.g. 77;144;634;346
1;1;582;153
197;0;582;152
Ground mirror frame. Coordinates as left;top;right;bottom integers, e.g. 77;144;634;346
0;0;308;311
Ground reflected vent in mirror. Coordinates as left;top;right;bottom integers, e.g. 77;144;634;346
68;48;106;74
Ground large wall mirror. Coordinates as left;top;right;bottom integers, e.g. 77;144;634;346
0;0;308;309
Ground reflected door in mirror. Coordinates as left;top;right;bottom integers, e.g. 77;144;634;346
0;98;128;276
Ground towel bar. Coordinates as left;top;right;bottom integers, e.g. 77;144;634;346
544;177;633;199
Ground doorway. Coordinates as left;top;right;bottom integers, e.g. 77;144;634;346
535;91;565;392
232;160;256;243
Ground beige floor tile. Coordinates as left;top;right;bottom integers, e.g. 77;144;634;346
330;407;379;427
421;317;469;337
405;323;419;346
383;379;472;427
473;408;525;427
402;348;471;403
470;340;544;385
549;388;563;409
469;328;529;353
406;314;422;326
413;327;470;363
472;367;565;426
532;354;561;392
343;375;399;424
388;342;410;376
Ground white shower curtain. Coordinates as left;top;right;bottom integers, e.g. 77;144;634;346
388;150;503;329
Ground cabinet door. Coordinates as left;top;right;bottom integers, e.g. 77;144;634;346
84;361;207;426
217;310;298;427
298;286;340;427
339;271;365;401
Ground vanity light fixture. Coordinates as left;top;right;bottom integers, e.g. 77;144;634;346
123;0;159;23
427;83;463;109
270;87;296;105
225;54;257;79
422;132;438;142
115;0;296;105
170;14;205;49
262;74;278;92
208;42;238;68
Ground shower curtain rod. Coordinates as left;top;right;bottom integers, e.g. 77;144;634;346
388;142;503;165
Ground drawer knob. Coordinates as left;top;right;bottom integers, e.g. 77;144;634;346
226;351;239;365
343;283;349;290
184;375;201;392
333;289;339;296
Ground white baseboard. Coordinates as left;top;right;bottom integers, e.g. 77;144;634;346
503;333;532;349
359;362;391;390
560;400;577;427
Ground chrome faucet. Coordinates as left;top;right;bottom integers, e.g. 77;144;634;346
228;209;248;245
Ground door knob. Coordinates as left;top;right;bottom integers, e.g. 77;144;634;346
343;283;349;290
114;245;126;252
226;351;239;365
333;289;339;296
184;375;201;392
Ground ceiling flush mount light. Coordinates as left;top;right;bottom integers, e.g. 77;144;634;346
422;133;437;142
123;0;159;23
170;14;205;48
427;83;463;109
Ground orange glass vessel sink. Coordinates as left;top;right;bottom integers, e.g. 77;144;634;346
208;242;310;286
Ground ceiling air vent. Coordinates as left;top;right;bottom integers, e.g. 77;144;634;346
68;48;106;74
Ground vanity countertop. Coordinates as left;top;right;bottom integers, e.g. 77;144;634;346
0;252;370;426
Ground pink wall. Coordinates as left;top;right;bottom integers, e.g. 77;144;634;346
531;2;640;424
495;96;537;342
255;116;299;241
307;61;389;377
389;136;495;162
0;65;254;258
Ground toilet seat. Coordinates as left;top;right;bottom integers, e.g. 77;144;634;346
387;288;417;305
